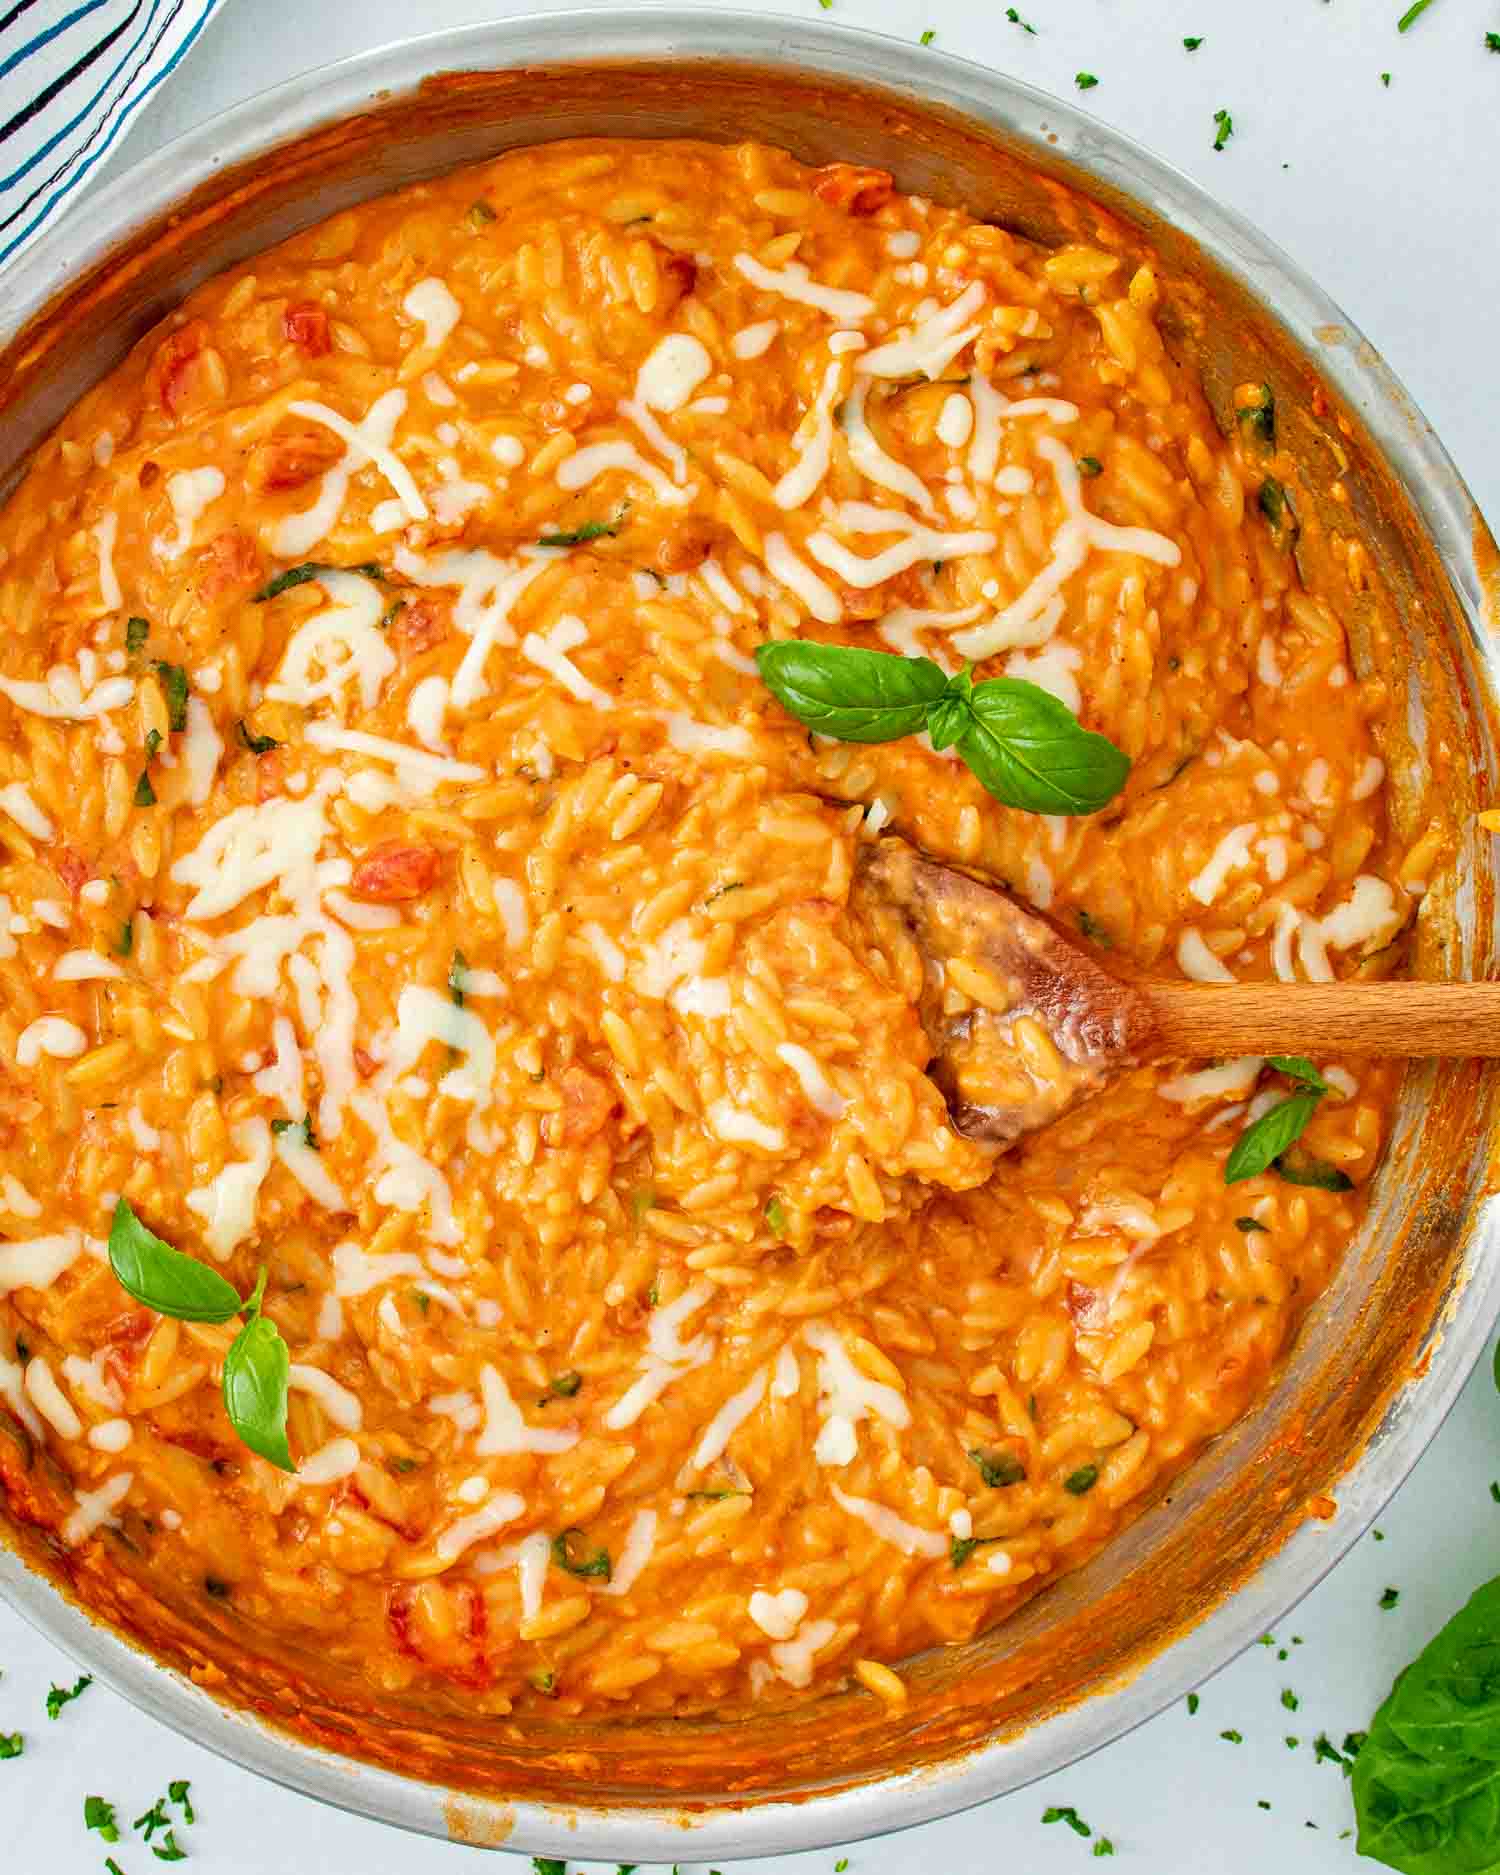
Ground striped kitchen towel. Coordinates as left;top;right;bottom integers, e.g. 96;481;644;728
0;0;224;273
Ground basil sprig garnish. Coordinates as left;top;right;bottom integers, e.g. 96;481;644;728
1223;1056;1352;1190
221;1312;292;1471
108;1200;294;1471
753;641;1130;816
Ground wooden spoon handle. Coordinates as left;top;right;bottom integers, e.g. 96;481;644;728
1145;981;1500;1058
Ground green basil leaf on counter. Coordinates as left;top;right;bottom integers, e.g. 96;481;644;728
1352;1571;1500;1875
108;1199;243;1323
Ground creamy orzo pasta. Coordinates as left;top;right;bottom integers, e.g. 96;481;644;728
0;137;1411;1718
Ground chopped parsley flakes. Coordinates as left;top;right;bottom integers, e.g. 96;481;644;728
236;719;279;755
134;1798;171;1839
1183;35;1204;50
1212;108;1235;151
84;1796;119;1841
1075;71;1099;90
1043;1805;1093;1837
1397;0;1434;30
1379;1586;1401;1609
919;27;936;44
45;1673;92;1718
0;1732;22;1759
1281;1687;1300;1711
1221;1728;1244;1744
152;660;189;732
1187;1692;1200;1715
1005;7;1038;32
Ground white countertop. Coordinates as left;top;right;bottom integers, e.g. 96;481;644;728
3;1;1498;1870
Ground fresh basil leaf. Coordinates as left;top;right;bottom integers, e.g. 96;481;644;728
754;640;948;743
926;693;973;752
108;1199;242;1323
552;1527;612;1580
1274;1147;1354;1192
1267;1055;1329;1093
958;677;1131;815
1224;1091;1321;1184
1353;1572;1500;1874
222;1314;293;1472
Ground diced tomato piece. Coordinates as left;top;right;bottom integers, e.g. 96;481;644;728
654;518;717;575
53;847;89;897
195;528;262;599
246;427;344;492
812;163;895;216
557;1065;616;1144
351;842;442;902
655;246;698;311
147;319;214;414
283;300;332;355
390;597;450;656
1066;1279;1102;1330
254;750;286;803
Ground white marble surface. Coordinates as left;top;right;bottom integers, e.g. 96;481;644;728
3;0;1499;1869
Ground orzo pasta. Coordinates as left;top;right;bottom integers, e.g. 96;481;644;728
0;137;1414;1719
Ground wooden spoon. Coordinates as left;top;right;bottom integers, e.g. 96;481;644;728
854;837;1495;1148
